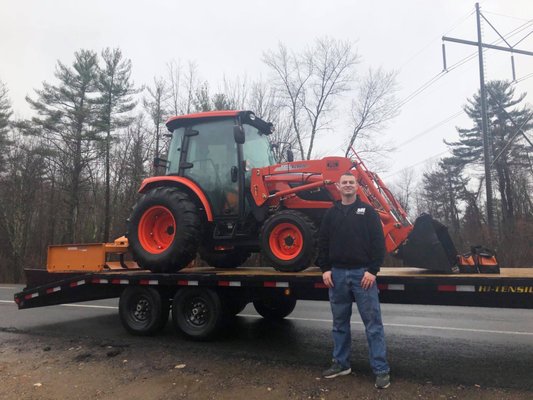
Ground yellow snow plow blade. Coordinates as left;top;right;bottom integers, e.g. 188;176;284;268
47;236;137;272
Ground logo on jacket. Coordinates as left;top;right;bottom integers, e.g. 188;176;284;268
356;208;366;215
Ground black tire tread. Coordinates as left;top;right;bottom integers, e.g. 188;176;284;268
260;210;318;272
126;187;201;273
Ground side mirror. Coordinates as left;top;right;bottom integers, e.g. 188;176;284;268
153;157;169;168
233;125;245;144
287;149;294;162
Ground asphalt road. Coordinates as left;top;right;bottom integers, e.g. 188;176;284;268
2;284;533;391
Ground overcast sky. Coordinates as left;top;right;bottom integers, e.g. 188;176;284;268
1;0;532;183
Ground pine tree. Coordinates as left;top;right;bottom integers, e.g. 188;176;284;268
446;80;533;226
25;49;100;242
96;48;137;241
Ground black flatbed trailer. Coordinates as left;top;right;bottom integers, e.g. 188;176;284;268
14;266;533;339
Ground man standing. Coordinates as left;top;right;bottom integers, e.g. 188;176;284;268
316;172;390;389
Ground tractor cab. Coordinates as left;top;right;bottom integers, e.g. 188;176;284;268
165;111;275;219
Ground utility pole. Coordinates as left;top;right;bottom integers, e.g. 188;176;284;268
442;2;533;234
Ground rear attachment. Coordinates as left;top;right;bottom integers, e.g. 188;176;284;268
47;236;138;272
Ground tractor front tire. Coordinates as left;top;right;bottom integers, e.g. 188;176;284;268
260;210;318;272
127;187;200;273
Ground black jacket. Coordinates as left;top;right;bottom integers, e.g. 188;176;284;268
316;197;385;275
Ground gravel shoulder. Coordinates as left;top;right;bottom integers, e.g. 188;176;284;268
1;330;531;400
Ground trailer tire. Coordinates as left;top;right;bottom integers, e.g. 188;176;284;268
199;246;251;268
172;288;224;340
127;187;201;273
119;287;169;336
222;296;248;316
261;210;318;272
253;296;297;320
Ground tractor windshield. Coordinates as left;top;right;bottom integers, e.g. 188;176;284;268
242;123;276;171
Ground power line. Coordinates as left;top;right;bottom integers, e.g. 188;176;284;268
398;9;475;72
384;150;450;179
395;110;464;149
483;11;532;23
397;21;533;109
515;71;533;84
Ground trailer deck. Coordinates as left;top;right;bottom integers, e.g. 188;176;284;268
15;267;533;310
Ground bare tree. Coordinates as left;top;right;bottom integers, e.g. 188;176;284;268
220;75;249;110
0;133;47;282
344;67;399;156
96;47;138;241
184;61;199;114
110;115;154;237
143;77;169;174
167;59;183;116
0;80;13;172
264;37;359;160
391;168;416;217
246;79;295;162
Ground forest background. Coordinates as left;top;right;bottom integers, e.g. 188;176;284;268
1;1;533;282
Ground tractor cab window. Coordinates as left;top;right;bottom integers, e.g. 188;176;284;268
183;119;239;217
242;123;276;184
166;127;185;175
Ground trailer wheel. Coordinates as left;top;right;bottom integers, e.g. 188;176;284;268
199;246;251;268
261;210;318;272
172;288;224;340
119;287;169;336
253;296;297;320
223;296;248;316
127;187;201;272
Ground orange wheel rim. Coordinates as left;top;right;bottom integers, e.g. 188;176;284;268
138;206;176;254
269;223;303;260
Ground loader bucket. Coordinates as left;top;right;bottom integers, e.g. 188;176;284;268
396;214;459;273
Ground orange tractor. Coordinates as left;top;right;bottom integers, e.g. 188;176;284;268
126;110;458;273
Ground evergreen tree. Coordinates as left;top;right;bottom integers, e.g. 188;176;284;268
446;80;533;226
25;49;100;242
96;47;137;241
421;159;467;239
193;82;212;112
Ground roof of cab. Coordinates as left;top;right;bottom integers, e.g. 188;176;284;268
165;110;241;131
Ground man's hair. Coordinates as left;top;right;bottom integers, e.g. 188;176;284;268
339;171;356;181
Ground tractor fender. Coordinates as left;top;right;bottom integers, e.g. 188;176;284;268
138;176;213;222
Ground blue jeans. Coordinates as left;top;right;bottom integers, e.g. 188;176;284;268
329;267;390;375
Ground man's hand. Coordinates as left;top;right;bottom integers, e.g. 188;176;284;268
361;271;376;290
322;271;334;288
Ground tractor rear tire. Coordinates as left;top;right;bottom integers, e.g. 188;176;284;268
199;246;251;268
260;210;318;272
127;187;201;273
